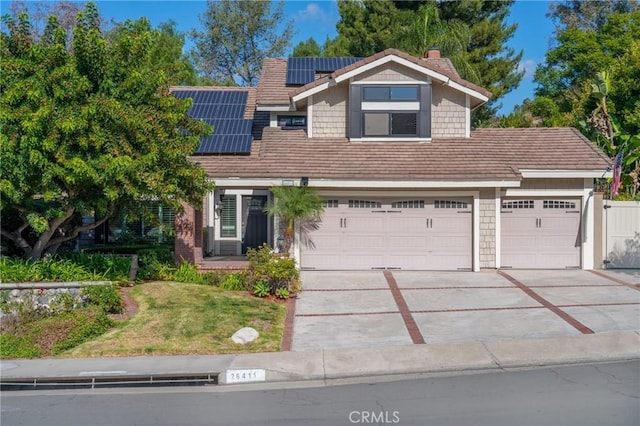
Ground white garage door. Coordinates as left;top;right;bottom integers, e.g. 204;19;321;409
501;199;581;269
301;198;472;270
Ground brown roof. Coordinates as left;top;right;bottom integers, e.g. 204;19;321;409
288;48;492;101
191;127;610;183
255;58;290;106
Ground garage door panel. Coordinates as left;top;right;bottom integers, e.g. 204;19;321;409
302;197;472;270
346;216;385;233
501;198;581;269
387;235;428;250
386;216;427;233
345;235;385;250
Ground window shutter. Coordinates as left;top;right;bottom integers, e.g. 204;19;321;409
349;85;362;138
419;84;432;139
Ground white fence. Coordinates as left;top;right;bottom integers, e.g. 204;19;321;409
601;200;640;268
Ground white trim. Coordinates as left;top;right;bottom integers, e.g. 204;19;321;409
445;80;490;102
494;187;501;269
502;189;585;197
307;95;313;138
582;178;595;269
215;178;521;188
292;55;489;103
317;189;481;197
349;137;431;143
519;170;612;178
473;195;480;272
291;82;332;103
362;101;420;110
207;192;215;254
465;95;471;138
256;105;292;112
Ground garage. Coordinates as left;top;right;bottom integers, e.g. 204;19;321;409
301;198;472;270
501;198;581;269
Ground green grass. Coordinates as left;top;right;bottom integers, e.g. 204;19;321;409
64;282;286;357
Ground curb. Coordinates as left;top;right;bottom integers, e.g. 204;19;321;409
2;332;639;388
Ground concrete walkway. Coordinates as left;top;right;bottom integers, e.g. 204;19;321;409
292;269;640;351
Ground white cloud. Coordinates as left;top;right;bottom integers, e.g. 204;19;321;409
518;59;537;79
297;3;330;24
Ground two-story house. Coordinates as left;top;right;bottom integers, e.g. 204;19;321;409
173;48;611;271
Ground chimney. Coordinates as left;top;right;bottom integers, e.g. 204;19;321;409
424;47;440;59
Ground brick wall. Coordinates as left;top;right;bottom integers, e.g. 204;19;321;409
312;84;348;137
479;189;496;268
432;83;466;138
174;201;203;265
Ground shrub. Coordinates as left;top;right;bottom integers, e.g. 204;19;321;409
275;287;290;299
137;247;175;281
65;253;131;283
82;285;123;314
0;256;112;283
252;280;270;297
246;244;300;298
218;272;246;291
51;307;113;354
170;262;210;285
0;334;41;358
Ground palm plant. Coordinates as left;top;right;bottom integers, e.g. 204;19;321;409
263;186;324;253
400;3;480;84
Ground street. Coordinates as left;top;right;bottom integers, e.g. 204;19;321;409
2;361;638;426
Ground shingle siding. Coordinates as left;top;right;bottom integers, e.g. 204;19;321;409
479;189;496;268
312;84;349;137
354;62;427;82
432;83;466;138
519;178;584;190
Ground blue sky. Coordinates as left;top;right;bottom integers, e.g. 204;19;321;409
5;1;557;115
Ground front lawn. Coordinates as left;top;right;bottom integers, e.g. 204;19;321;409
63;281;286;357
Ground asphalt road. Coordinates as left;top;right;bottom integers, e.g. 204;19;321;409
2;361;638;426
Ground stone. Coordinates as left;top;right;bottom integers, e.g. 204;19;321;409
231;327;259;345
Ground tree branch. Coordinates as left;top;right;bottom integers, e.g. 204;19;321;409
45;205;116;248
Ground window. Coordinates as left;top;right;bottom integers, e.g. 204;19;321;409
502;200;534;209
543;200;576;209
323;200;339;208
435;200;468;209
349;84;430;139
220;196;236;237
392;200;425;208
363;112;417;136
348;200;382;208
363;86;418;101
277;115;306;127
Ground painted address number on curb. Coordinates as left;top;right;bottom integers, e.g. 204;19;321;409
226;369;266;384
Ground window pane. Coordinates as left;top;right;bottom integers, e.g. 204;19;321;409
363;112;389;136
390;86;418;100
221;196;236;237
363;87;389;101
391;113;417;135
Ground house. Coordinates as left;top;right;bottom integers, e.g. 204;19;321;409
173;48;611;271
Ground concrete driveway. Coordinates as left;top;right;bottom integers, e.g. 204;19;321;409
290;269;640;351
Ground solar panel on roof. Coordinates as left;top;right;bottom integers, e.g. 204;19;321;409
172;88;254;154
286;57;363;85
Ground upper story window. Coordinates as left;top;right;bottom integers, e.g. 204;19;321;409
363;86;418;101
349;83;431;140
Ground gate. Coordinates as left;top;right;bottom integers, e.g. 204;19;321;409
602;200;640;268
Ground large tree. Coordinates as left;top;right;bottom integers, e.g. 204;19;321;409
317;0;522;125
191;0;294;86
0;3;212;259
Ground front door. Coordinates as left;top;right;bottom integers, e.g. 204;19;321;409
242;196;268;253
